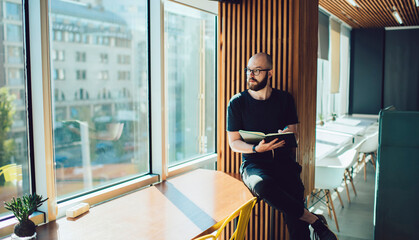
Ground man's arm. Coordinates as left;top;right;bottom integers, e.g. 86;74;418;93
227;131;285;153
279;123;298;142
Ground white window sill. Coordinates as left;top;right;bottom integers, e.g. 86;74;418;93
56;173;159;219
168;153;217;178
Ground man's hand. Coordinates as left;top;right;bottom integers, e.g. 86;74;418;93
255;138;285;152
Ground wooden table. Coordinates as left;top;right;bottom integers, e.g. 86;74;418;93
32;169;253;240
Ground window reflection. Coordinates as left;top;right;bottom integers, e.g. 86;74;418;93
49;0;149;200
164;2;216;166
0;1;30;218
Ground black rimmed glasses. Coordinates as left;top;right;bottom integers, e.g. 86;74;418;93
244;68;271;76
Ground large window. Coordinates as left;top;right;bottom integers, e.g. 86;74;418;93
316;13;351;121
49;0;149;200
0;2;30;218
0;0;218;233
164;2;216;167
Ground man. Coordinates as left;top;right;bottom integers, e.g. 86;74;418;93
227;52;338;240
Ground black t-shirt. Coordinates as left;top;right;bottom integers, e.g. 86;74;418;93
227;89;299;164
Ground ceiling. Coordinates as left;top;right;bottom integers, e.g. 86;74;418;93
319;0;419;28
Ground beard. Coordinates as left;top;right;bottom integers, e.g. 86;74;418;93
248;74;269;91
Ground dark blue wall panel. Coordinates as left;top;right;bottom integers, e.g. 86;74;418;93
384;29;419;111
375;110;419;240
349;29;384;114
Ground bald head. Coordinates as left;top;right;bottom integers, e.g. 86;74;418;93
249;52;272;69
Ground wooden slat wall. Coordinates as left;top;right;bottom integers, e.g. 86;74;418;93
217;0;318;239
320;0;419;28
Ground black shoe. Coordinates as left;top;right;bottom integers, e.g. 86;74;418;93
311;218;338;240
313;213;328;226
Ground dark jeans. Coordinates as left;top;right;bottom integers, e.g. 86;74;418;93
240;160;310;240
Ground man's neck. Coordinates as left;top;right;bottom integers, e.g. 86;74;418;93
248;86;272;100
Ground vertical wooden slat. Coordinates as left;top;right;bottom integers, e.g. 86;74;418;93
230;3;236;174
272;0;278;90
259;0;267;52
217;2;225;173
257;0;261;53
235;3;241;174
218;1;318;239
241;1;246;92
267;0;272;55
264;205;269;239
282;0;287;91
226;3;232;174
251;0;256;54
287;0;292;92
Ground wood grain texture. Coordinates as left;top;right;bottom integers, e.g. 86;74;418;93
217;0;318;239
33;170;253;240
319;0;419;28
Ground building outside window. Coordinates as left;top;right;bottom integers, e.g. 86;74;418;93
5;2;22;21
76;52;86;62
52;49;65;61
164;2;216;166
98;71;109;80
117;55;130;64
76;70;87;80
100;53;108;63
6;24;22;42
0;1;30;218
7;47;23;64
117;71;130;80
54;30;63;41
49;0;149;200
7;68;24;86
53;69;65;80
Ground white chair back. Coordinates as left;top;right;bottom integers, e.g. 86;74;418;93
364;123;379;135
315;165;346;190
359;132;378;153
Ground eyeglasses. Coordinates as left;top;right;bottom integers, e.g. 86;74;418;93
244;68;271;76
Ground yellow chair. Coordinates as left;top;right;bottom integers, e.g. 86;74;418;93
195;197;257;240
0;164;23;184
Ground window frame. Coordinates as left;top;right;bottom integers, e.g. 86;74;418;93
0;0;218;231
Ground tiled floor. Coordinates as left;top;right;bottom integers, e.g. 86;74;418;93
309;163;376;240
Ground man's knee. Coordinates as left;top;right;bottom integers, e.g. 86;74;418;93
244;175;275;197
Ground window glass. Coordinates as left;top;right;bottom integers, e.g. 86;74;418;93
0;2;30;217
49;0;149;200
8;68;24;86
6;2;22;21
164;2;216;166
316;25;351;121
7;47;23;64
6;24;22;42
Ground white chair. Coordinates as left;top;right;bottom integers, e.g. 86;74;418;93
358;131;379;181
336;138;366;203
310;164;345;232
